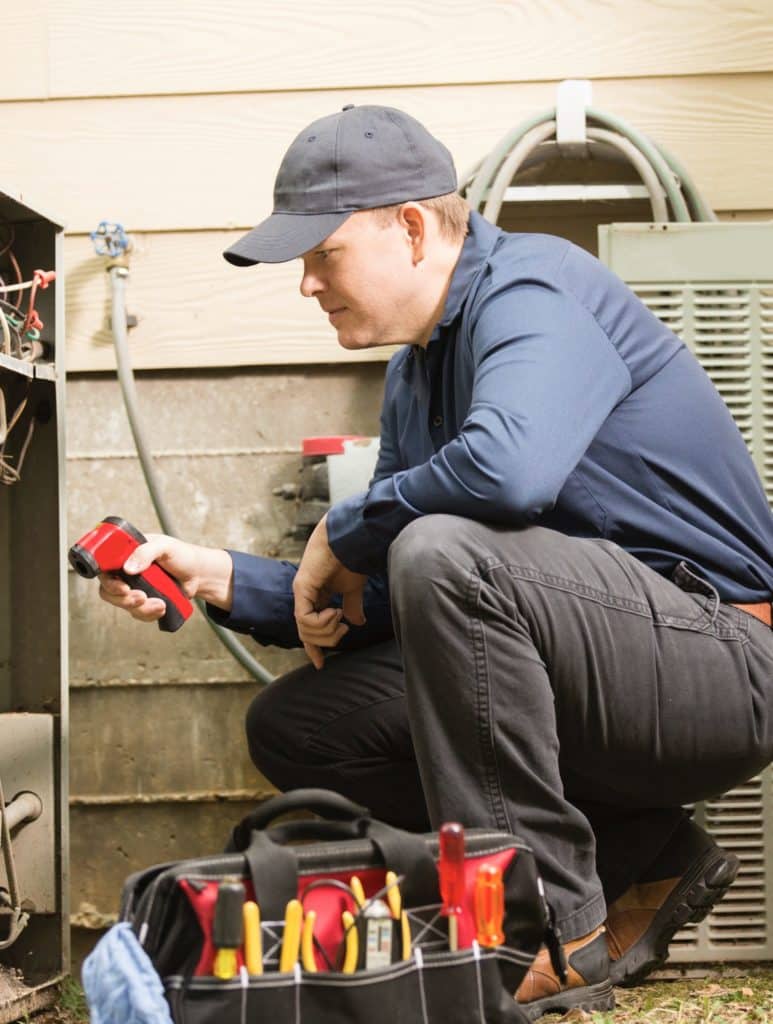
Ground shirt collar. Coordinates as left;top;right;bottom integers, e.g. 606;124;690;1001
435;211;502;329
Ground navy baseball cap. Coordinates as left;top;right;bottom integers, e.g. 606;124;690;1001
223;105;458;266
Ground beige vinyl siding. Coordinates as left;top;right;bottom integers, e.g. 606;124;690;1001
4;1;773;99
0;2;48;100
1;2;771;370
63;231;397;370
4;73;773;236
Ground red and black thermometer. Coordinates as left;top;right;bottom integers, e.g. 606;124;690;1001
68;516;193;633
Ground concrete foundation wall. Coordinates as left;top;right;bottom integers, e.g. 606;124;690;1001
67;364;384;937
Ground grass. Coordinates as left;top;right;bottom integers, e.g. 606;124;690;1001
14;966;773;1023
55;976;89;1021
10;976;89;1024
538;969;773;1023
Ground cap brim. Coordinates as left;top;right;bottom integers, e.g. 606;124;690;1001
223;210;354;266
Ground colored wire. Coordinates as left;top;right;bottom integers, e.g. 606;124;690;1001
0;278;36;294
22;276;39;332
0;299;27;360
0;297;23;317
6;249;22;290
0;303;10;356
0;387;35;485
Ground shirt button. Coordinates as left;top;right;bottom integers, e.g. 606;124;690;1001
433;415;443;427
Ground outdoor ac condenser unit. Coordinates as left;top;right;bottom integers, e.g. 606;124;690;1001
599;220;773;963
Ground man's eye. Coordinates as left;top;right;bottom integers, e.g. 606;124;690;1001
316;250;333;260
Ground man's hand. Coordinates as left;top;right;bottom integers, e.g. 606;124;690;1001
293;515;367;669
98;534;233;624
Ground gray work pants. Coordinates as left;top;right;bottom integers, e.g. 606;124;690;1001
247;518;773;940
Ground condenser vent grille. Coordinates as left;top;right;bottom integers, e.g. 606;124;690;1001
666;779;768;953
633;286;684;335
762;288;773;498
693;289;753;449
704;779;767;947
599;222;773;963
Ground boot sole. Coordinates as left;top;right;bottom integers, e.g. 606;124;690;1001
522;978;615;1021
609;846;740;988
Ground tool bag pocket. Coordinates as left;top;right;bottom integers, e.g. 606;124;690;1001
121;789;551;1022
165;946;534;1024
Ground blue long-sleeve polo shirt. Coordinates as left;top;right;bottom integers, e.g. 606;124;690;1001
209;212;772;649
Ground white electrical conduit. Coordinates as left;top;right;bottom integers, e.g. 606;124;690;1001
2;791;43;832
0;278;36;293
109;266;274;686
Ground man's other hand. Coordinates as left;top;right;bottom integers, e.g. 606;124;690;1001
293;515;367;669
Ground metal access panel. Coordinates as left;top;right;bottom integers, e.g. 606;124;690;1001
0;189;68;1020
599;220;773;962
0;716;56;913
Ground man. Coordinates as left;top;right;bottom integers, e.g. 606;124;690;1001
100;105;773;1019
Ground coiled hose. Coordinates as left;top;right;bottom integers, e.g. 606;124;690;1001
462;104;716;225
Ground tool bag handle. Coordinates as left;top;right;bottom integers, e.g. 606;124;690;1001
227;788;370;848
264;819;365;844
228;788;440;920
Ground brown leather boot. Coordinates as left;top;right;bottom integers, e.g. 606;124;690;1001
515;925;614;1021
606;845;739;987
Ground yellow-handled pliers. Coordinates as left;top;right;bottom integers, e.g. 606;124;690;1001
385;871;411;961
299;906;359;973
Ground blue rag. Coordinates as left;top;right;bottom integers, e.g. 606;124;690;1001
82;922;174;1024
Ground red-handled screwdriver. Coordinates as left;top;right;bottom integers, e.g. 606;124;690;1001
474;863;505;948
439;822;466;951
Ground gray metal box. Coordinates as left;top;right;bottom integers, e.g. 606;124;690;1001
0;189;67;1020
600;221;773;963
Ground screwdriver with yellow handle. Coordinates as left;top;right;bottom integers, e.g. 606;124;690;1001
212;878;245;980
279;899;304;973
243;900;263;975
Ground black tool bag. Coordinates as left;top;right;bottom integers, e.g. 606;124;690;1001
120;789;553;1024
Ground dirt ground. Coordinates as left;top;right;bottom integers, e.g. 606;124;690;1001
13;966;773;1023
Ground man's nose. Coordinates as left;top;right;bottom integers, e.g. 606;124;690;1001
300;266;324;298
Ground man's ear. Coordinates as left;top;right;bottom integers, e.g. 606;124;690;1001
398;203;427;264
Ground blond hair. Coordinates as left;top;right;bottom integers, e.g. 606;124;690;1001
370;192;470;244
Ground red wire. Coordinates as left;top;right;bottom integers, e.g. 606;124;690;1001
22;279;38;333
8;249;22;289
